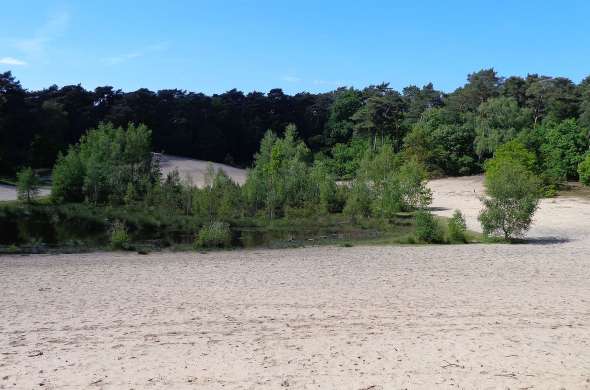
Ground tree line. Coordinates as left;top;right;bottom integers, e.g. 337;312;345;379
2;69;590;188
12;119;546;245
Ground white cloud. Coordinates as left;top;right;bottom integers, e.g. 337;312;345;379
281;75;302;83
313;79;342;87
102;43;168;65
0;57;27;66
10;9;70;60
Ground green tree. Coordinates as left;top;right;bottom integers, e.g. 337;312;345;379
16;167;40;203
51;149;85;203
474;97;532;159
538;119;589;181
403;108;477;175
51;122;157;204
448;210;467;242
485;140;536;174
243;124;319;219
325;88;362;144
352;84;406;150
578;154;590;186
415;210;444;243
345;144;431;219
326;138;369;179
194;164;242;221
479;158;541;240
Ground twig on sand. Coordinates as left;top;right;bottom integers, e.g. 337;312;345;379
494;373;518;379
27;351;43;357
90;378;103;385
441;360;464;369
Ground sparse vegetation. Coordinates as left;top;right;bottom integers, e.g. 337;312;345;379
16;167;40;203
479;153;542;241
448;210;467;242
194;222;232;248
110;220;130;250
415;210;444;243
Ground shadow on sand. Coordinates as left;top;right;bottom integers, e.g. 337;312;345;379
519;236;571;245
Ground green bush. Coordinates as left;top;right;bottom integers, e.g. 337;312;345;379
415;210;444;243
479;158;541;240
110;220;130;249
448;209;467;242
578;154;590;186
195;221;232;248
16;167;41;203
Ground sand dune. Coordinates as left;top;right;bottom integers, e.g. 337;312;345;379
2;177;590;389
0;184;50;202
0;156;247;201
157;154;247;186
429;175;590;242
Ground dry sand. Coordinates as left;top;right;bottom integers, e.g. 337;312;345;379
0;155;246;202
429;175;590;241
158;154;247;187
2;177;590;389
0;185;50;202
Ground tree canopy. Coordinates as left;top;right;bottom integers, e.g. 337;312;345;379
1;68;589;190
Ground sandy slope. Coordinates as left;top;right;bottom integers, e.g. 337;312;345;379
0;184;50;202
1;177;590;389
158;154;247;186
0;156;247;201
429;175;590;242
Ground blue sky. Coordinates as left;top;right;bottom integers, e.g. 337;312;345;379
1;1;589;94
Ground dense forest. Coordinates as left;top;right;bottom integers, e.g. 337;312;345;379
1;69;590;187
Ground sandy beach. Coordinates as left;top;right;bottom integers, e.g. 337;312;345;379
1;177;590;389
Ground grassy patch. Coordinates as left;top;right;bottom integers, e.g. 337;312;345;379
0;202;482;254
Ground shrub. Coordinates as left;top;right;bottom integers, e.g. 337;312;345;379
16;167;41;203
195;221;232;248
51;149;85;203
479;159;541;240
415;210;444;243
110;220;130;249
578;154;590;186
448;209;467;242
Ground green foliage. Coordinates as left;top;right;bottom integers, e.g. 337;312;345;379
343;180;373;219
403;108;477;176
51;122;157;205
538;119;589;181
51;149;85;202
474;97;532;159
484;140;536;175
578;154;590;186
351;84;406;150
415;210;444;243
309;160;337;213
479;157;542;240
326;88;362;143
345;144;432;219
110;220;129;250
193;164;242;221
326;138;369;179
243;125;336;219
16;167;40;203
195;221;232;248
448;210;467;242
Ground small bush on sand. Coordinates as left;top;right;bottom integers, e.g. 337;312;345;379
16;167;41;203
195;222;232;248
448;209;467;242
479;158;541;240
578;154;590;186
415;210;444;243
110;220;129;249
